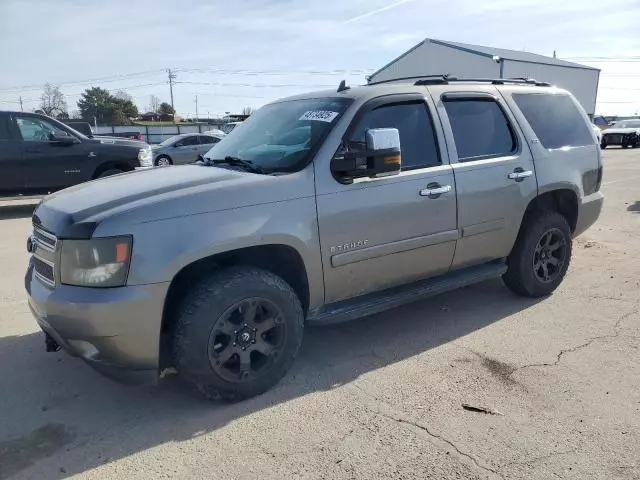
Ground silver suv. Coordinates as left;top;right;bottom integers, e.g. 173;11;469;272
26;78;604;401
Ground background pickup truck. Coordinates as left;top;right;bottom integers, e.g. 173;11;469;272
64;121;143;142
0;111;153;196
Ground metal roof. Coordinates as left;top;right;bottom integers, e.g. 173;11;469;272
370;38;599;80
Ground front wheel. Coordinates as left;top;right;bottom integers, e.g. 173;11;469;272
172;267;304;402
155;155;173;167
503;211;572;297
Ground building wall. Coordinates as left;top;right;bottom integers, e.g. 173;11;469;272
502;60;599;115
370;41;500;83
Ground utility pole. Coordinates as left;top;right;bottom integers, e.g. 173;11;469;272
19;96;24;111
167;68;176;121
194;95;199;122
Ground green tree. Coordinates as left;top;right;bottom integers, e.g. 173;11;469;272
159;102;175;115
77;87;139;124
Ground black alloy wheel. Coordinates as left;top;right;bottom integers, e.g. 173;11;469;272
532;228;567;284
208;298;286;383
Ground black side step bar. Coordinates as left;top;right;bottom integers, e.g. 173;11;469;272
307;260;507;325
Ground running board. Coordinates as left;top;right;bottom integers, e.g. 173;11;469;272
307;260;507;325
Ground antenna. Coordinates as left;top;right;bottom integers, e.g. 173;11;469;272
337;80;350;92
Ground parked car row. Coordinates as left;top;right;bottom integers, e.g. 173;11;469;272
64;121;144;141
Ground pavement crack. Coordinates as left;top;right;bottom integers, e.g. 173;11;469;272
511;304;638;376
350;384;504;479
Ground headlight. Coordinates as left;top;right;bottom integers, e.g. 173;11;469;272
60;236;132;287
138;147;153;167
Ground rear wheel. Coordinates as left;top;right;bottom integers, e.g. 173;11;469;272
172;267;304;402
503;211;572;297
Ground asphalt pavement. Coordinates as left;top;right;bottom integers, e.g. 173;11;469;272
0;149;638;480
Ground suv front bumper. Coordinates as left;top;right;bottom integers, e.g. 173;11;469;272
25;262;169;386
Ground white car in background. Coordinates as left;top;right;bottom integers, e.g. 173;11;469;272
203;128;226;138
220;122;242;134
592;124;602;144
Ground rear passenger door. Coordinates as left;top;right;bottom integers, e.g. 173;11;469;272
429;86;538;269
198;135;221;155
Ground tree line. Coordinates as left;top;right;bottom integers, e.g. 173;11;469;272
37;84;175;124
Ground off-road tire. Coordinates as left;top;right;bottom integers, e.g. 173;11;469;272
503;211;572;297
172;267;304;402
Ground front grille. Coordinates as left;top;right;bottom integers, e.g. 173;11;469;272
32;226;58;287
33;257;55;286
33;227;57;251
604;134;623;144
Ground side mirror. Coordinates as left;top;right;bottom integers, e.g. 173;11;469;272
50;132;77;145
331;128;401;182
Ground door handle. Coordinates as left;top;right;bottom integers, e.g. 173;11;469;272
420;184;452;198
507;169;533;182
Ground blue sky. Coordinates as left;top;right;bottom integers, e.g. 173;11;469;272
0;0;638;116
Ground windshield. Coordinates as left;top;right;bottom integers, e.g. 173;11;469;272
159;134;184;146
613;120;640;128
203;98;351;173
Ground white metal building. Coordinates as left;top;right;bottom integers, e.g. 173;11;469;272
368;39;600;116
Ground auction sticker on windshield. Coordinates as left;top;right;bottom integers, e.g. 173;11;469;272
299;111;339;122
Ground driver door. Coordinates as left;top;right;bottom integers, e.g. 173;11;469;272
14;115;89;192
172;135;201;164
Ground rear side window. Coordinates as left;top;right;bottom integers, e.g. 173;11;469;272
0;117;11;141
179;136;199;146
199;135;221;144
444;99;517;161
513;93;593;149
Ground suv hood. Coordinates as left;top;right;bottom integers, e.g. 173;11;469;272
33;165;310;238
603;127;640;135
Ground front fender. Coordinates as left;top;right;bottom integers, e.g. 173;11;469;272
123;197;324;308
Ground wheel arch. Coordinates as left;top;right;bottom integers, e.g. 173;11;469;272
93;161;134;179
159;244;311;366
522;187;579;233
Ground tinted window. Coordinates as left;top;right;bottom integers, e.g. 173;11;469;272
444;99;516;160
178;135;199;146
0;117;11;141
513;93;593;149
349;102;440;170
16;116;68;142
199;135;221;144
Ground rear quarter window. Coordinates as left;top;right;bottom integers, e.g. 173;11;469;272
0;117;11;141
512;93;593;149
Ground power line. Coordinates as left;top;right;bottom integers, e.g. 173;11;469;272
175;81;336;88
0;69;165;93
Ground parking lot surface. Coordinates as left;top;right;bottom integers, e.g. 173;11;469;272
1;149;638;480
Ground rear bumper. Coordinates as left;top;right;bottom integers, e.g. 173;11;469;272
25;262;169;386
574;191;604;237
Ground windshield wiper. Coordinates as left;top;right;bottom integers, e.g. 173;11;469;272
205;156;265;174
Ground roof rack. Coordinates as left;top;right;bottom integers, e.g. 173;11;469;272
368;75;551;87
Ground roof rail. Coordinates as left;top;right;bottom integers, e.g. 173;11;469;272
416;77;551;87
368;75;551;87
